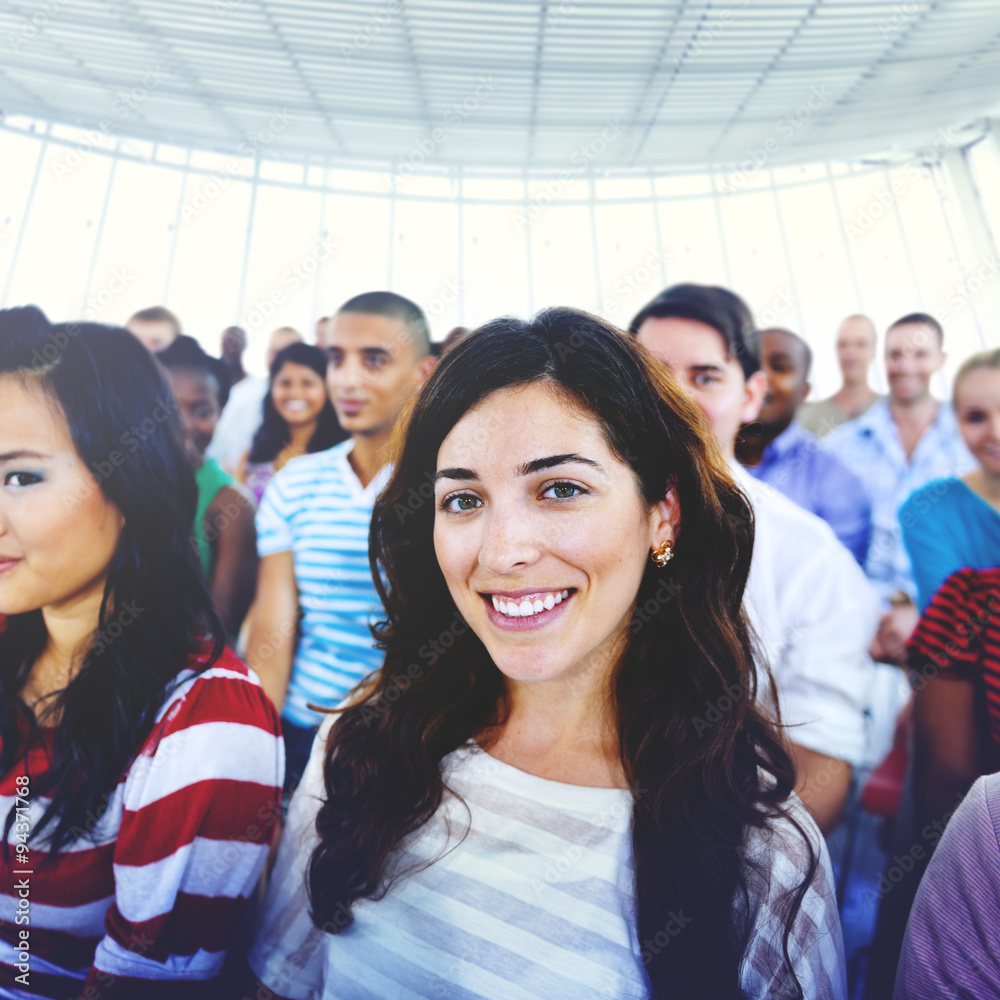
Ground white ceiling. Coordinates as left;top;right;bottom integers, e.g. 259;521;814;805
2;0;1000;173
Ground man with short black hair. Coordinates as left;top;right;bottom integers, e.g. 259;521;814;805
337;290;433;360
737;327;871;564
633;284;879;833
248;291;436;795
826;312;974;662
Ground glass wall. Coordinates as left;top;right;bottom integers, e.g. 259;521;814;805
2;115;997;395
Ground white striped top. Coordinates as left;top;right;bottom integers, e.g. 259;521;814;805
256;442;392;729
250;718;847;999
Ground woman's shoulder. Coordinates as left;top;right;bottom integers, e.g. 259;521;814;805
140;644;282;760
901;476;966;513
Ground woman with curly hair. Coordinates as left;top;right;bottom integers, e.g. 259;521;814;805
248;308;845;999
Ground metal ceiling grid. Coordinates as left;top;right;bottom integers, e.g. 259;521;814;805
1;0;999;171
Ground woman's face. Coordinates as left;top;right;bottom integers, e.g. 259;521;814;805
0;375;124;618
165;367;221;460
271;361;328;428
433;381;677;689
956;367;1000;478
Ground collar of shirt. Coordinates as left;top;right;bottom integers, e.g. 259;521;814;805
762;420;814;464
848;396;961;470
320;439;395;502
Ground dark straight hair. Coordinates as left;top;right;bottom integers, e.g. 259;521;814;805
0;307;223;857
307;307;817;998
248;342;347;464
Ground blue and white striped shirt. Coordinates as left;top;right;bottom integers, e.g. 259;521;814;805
824;399;975;603
256;441;391;728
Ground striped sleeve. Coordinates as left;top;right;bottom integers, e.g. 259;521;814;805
83;654;284;997
907;567;992;678
739;795;847;1000
256;469;295;557
248;716;332;999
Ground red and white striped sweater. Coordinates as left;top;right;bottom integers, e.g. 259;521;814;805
0;645;283;999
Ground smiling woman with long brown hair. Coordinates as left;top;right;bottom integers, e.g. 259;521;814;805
249;307;846;1000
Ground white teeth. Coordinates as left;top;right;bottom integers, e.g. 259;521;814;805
491;590;572;618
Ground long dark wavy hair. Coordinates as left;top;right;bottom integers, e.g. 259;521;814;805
0;307;224;858
247;342;346;463
307;307;817;998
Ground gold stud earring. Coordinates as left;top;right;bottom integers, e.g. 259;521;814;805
651;539;674;567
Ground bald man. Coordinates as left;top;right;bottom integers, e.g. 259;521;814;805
798;314;882;436
207;325;304;474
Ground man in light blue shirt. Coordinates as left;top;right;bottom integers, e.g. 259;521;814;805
825;312;974;662
247;292;436;794
737;327;871;565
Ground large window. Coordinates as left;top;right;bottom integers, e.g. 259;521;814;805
2;115;996;391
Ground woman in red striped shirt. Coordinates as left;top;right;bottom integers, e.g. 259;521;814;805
908;566;1000;838
0;306;283;999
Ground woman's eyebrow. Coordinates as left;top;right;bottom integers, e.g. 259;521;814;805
0;448;51;462
435;467;478;483
517;453;606;476
435;453;606;484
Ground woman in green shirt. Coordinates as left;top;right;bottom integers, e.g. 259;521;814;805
158;337;258;639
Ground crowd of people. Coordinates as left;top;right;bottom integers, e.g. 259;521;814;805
0;284;997;999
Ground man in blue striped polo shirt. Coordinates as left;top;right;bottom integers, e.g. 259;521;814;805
248;292;436;793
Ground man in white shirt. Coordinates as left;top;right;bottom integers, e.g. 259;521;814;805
631;284;880;832
208;325;304;475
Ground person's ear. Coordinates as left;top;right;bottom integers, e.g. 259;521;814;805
416;354;437;386
802;379;812;403
651;483;681;548
741;370;767;424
